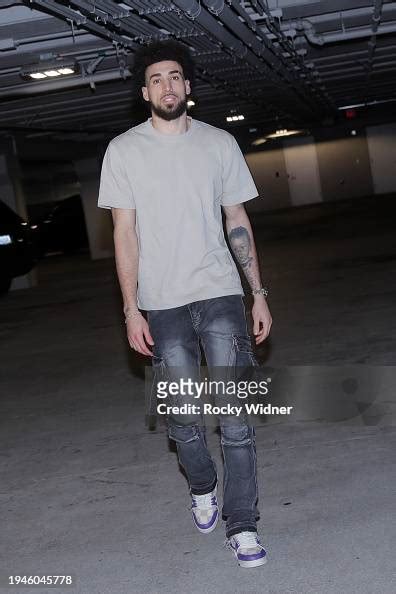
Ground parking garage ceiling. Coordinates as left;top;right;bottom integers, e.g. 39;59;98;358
0;0;395;140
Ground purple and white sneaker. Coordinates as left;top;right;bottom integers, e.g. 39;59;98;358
190;486;218;534
225;531;267;568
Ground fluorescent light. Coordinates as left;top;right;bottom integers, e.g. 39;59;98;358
338;98;396;110
58;67;74;75
21;61;78;81
44;70;62;77
252;138;267;146
187;99;195;107
0;234;12;245
226;113;245;122
266;129;304;139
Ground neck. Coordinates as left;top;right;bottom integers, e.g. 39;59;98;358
150;112;190;135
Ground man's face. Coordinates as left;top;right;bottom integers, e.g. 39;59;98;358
233;237;250;263
142;60;191;121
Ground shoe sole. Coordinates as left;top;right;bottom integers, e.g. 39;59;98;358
229;547;267;568
238;556;267;568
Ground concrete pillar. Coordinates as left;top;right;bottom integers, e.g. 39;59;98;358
0;138;36;290
73;157;114;260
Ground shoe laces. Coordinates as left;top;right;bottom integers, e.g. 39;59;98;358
191;491;216;510
226;531;261;549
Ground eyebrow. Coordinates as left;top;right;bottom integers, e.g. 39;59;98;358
149;69;183;81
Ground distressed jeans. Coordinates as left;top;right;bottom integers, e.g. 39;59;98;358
147;294;259;538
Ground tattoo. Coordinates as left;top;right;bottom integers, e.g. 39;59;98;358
228;225;260;290
228;226;253;268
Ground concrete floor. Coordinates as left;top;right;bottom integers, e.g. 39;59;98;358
1;195;395;594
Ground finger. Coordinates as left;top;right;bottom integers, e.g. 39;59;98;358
143;325;155;346
133;335;153;356
255;333;264;344
255;323;269;344
253;316;260;336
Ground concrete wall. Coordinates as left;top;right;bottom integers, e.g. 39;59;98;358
315;134;373;202
245;124;395;211
245;147;290;212
282;135;323;206
366;123;396;194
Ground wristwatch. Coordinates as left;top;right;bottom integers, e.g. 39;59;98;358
252;287;269;297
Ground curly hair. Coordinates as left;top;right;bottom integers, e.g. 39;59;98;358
133;40;195;89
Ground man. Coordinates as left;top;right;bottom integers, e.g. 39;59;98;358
98;40;272;568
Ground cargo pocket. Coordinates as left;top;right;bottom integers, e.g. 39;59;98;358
147;355;167;429
232;334;259;368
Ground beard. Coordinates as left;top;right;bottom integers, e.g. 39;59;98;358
150;96;187;121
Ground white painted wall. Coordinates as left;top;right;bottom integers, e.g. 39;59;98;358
366;123;396;194
282;136;323;206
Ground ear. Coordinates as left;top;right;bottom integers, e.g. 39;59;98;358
185;79;191;96
142;86;149;102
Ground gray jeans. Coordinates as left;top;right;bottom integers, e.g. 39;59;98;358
147;294;259;538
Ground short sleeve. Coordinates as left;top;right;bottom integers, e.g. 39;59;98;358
220;135;259;206
97;141;136;210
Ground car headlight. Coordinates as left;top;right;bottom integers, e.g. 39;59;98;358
0;234;12;245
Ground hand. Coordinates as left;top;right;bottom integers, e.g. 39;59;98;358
252;295;272;345
126;312;154;356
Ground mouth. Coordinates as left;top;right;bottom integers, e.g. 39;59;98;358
162;94;177;103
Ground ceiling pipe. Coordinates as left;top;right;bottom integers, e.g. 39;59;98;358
200;0;330;117
363;0;384;99
225;0;333;109
367;0;384;63
31;0;138;49
286;15;396;46
172;0;294;121
0;69;131;99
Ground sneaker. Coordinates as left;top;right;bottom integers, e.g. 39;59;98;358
226;531;267;568
190;486;219;534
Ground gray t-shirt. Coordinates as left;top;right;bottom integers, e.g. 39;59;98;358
98;117;259;310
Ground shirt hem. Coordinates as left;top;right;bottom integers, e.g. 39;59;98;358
139;286;245;311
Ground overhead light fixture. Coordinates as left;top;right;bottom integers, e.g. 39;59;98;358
226;114;245;122
187;99;196;108
338;98;396;110
252;138;267;146
20;60;78;81
0;234;12;245
266;129;304;139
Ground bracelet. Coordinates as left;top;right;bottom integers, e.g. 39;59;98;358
252;287;269;297
124;309;140;324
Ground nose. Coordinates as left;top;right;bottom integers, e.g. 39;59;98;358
162;77;173;93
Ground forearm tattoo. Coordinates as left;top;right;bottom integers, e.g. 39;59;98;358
228;225;261;290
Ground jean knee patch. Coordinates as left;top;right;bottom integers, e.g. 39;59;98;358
168;423;200;444
221;424;253;446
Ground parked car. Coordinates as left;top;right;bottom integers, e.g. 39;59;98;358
0;200;40;294
35;195;89;255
